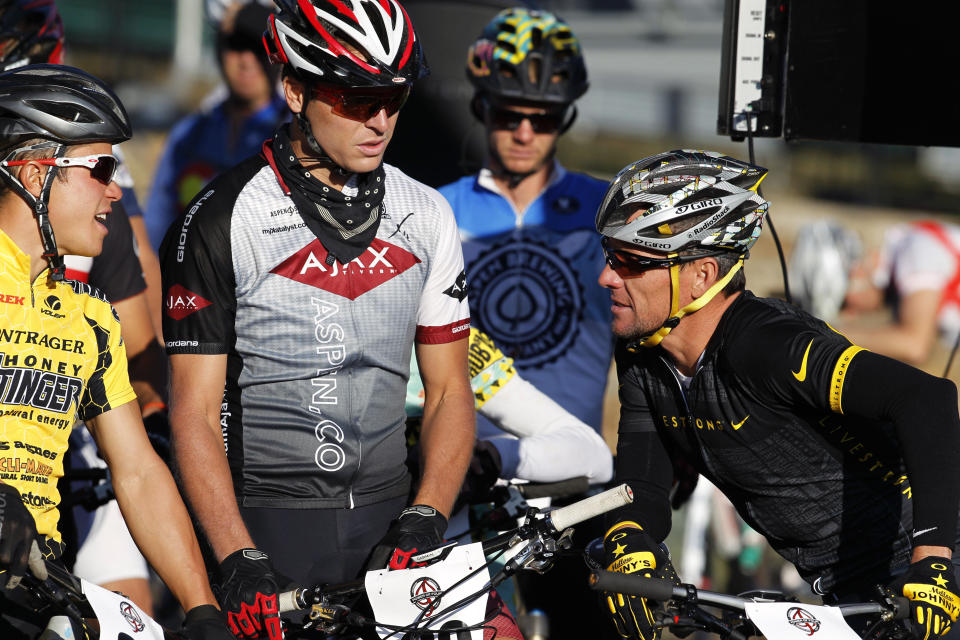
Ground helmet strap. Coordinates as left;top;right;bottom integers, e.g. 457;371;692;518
630;256;745;350
295;106;349;178
0;142;67;280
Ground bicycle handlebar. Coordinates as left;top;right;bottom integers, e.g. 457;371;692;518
588;570;911;620
279;483;634;615
512;476;590;500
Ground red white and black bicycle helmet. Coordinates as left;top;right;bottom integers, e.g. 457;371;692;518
596;150;770;348
0;0;64;70
263;0;428;87
466;7;587;106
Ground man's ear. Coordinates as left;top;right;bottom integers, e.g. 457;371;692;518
690;257;721;298
14;161;47;199
283;75;306;115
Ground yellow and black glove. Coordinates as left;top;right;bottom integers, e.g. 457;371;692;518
602;521;679;640
888;556;960;640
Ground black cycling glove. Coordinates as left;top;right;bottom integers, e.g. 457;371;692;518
368;505;448;571
0;483;47;590
888;556;960;639
183;604;238;640
602;521;679;640
215;549;283;640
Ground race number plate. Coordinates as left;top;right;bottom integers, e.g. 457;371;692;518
365;542;489;640
745;601;862;640
80;578;165;640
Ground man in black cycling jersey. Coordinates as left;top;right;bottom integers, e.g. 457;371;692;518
0;65;232;640
160;1;475;639
596;150;960;640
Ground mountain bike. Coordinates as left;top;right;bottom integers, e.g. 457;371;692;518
9;557;179;640
587;569;912;640
278;483;634;639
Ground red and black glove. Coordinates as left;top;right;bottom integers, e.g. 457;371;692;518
367;505;448;571
888;556;960;640
602;521;679;640
215;549;283;640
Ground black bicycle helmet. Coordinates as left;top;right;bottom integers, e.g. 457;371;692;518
0;0;64;71
264;0;428;87
0;64;131;281
0;63;131;150
466;7;588;106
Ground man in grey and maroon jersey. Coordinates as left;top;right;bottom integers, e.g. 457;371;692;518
160;1;476;638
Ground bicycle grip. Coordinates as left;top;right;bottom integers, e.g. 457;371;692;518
588;570;678;601
278;588;304;613
547;483;633;532
518;476;590;500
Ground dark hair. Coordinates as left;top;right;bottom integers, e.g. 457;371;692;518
0;137;68;199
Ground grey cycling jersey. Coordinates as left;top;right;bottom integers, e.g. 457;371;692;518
160;147;470;509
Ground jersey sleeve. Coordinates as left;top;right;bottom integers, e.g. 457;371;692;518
414;191;470;344
729;316;865;415
78;297;137;421
159;181;238;355
88;201;147;303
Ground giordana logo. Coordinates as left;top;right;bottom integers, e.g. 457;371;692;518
270;239;420;300
165;284;213;321
120;601;146;633
786;607;821;635
41;294;65;318
409;576;442;616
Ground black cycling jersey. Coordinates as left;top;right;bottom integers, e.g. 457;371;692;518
614;291;960;595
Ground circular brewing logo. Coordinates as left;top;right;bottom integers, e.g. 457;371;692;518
468;239;582;367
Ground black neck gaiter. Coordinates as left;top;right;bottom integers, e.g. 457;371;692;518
273;126;385;265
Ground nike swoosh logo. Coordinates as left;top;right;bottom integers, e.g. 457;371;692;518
913;527;938;538
792;339;814;382
731;415;749;430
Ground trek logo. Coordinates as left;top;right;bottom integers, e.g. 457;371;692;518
41;295;65;319
443;270;468;301
0;293;24;306
792;339;814;382
271;238;420;300
165;284;213;321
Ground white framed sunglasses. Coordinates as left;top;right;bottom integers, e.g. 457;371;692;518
1;153;119;185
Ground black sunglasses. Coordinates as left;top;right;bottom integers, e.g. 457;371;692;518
486;105;567;134
602;237;698;272
602;238;730;274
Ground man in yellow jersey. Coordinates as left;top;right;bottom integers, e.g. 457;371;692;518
0;65;233;640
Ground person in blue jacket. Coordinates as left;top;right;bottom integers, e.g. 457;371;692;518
439;7;613;435
144;0;287;248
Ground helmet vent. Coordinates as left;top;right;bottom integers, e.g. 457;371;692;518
26;99;98;124
359;1;390;56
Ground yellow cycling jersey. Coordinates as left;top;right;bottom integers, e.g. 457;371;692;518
0;230;136;542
